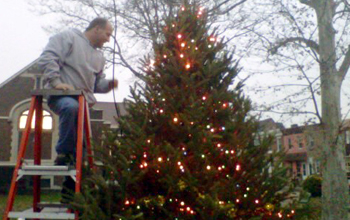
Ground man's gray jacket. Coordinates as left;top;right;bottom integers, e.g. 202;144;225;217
38;28;110;104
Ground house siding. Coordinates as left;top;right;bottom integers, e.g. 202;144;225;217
0;76;35;116
0;119;12;161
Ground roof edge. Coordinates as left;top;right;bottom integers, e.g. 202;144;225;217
0;58;40;89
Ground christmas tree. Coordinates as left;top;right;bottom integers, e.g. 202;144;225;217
77;1;296;219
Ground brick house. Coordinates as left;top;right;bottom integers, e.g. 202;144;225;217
282;125;309;181
259;120;321;181
0;60;124;191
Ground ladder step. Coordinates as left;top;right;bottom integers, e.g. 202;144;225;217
38;202;71;208
18;166;76;177
17;166;76;181
9;211;75;219
23;165;69;171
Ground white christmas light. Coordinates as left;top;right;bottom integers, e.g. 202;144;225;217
236;164;241;171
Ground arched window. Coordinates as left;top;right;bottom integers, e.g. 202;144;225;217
19;110;53;130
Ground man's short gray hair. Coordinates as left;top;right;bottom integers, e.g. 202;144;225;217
85;17;109;31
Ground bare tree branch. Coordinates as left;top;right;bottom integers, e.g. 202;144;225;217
296;62;322;123
299;0;317;8
269;37;319;55
114;41;145;80
338;45;350;81
208;0;248;15
258;109;320;116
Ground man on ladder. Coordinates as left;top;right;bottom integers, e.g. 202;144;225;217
38;17;119;203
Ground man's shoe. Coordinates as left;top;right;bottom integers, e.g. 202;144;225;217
54;154;74;166
60;196;72;205
61;177;75;204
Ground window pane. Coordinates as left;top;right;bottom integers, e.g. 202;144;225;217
19;115;28;129
43;116;53;130
19;110;52;130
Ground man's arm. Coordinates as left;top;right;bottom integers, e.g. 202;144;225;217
37;31;73;89
94;72;118;93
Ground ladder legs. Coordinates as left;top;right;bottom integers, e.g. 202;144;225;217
3;93;95;220
84;100;94;170
75;96;95;190
75;95;85;196
72;96;85;220
33;95;43;214
3;96;37;220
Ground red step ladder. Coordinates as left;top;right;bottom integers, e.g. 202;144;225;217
3;89;95;220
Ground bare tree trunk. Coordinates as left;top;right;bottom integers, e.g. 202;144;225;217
316;0;349;219
321;76;348;220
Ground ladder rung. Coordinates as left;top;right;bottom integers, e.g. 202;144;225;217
17;166;76;181
8;211;75;219
23;165;69;171
37;202;71;208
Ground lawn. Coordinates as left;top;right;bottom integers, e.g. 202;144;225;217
0;191;60;217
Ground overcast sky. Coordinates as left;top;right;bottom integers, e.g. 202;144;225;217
0;0;47;82
0;0;130;102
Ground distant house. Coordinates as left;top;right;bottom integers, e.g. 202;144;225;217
336;119;350;178
282;124;310;181
0;60;124;191
258;120;321;181
257;118;284;153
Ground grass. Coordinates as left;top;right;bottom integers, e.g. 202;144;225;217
0;191;60;217
295;197;322;220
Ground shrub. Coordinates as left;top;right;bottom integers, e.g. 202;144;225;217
302;175;322;197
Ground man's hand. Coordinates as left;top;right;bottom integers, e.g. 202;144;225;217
54;83;74;91
109;79;118;90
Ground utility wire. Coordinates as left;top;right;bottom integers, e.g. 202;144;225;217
112;0;121;121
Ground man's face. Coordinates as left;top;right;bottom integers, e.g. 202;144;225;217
94;22;113;48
